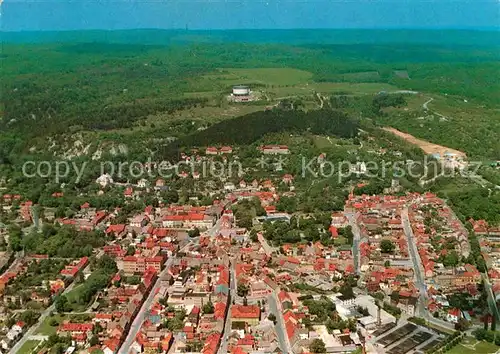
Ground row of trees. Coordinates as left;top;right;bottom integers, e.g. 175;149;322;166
473;328;500;346
425;331;464;354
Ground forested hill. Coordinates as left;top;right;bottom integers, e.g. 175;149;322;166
159;108;359;159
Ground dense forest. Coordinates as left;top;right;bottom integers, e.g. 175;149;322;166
159;108;359;159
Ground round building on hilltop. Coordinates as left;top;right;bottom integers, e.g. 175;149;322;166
232;85;250;96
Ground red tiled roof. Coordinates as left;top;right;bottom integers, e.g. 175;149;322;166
59;322;94;332
105;224;126;234
231;305;260;319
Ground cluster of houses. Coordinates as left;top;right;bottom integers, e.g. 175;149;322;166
54;266;158;353
4;135;493;354
345;194;416;306
127;233;233;354
0;194;32;223
0;321;26;351
408;194;472;282
472;218;500;312
344;191;485;324
0;255;88;309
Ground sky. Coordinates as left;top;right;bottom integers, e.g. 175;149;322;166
1;0;499;31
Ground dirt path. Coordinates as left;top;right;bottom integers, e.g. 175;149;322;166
383;127;467;159
423;97;434;110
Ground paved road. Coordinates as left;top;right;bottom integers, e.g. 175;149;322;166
9;248;105;353
119;219;219;354
118;241;193;354
402;207;426;304
207;217;223;238
9;269;82;354
483;275;500;322
268;290;291;353
346;212;361;275
217;259;237;354
401;207;454;331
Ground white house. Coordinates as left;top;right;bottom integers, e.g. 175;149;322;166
447;308;460;323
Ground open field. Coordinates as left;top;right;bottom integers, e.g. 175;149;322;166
313;135;334;149
215;68;313;85
189;68;398;99
265;82;400;97
18;340;41;354
35;314;66;336
186;67;315;93
311;82;399;94
383;126;467;159
447;339;499;354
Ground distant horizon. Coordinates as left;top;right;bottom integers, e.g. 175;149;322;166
2;0;498;32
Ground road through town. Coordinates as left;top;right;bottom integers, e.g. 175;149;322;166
9;262;90;354
118;240;195;354
217;259;237;354
346;212;361;275
402;207;454;331
268;290;292;353
119;219;221;353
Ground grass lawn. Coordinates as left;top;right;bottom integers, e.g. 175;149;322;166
447;342;499;354
18;340;41;354
313;135;334;149
333;236;348;246
65;283;85;302
35;314;64;336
